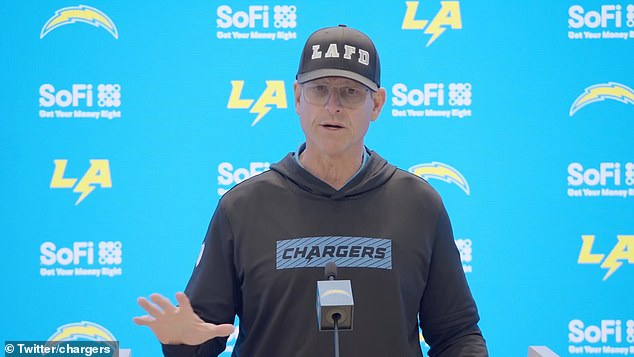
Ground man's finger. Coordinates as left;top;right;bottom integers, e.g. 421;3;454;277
174;292;194;314
150;293;178;314
137;297;165;318
132;315;155;326
209;323;235;338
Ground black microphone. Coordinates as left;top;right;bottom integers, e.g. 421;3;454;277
325;261;337;280
317;262;354;357
316;262;354;331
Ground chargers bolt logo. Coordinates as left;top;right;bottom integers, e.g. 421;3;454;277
409;162;470;195
40;5;118;39
44;321;120;352
570;82;634;116
48;321;116;341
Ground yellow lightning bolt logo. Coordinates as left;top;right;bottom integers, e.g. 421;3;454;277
48;321;116;341
409;162;470;195
73;177;97;205
50;159;112;205
600;235;634;281
227;80;287;126
569;82;634;116
402;1;462;47
250;95;274;127
601;255;624;281
74;160;112;205
578;235;634;281
40;5;119;39
424;2;462;47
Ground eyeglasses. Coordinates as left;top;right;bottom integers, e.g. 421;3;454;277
302;83;370;108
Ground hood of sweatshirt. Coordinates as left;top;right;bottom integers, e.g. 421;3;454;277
270;145;397;200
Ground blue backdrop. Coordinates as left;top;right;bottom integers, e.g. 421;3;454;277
1;1;633;356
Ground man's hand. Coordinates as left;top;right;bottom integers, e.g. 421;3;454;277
133;292;235;345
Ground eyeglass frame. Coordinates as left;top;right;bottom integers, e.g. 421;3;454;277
300;81;375;109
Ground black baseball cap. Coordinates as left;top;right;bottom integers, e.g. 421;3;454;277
296;25;380;91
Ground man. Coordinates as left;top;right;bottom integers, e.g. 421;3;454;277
134;25;488;356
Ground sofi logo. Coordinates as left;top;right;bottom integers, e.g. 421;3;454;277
40;242;122;266
567;162;634;198
578;235;634;281
568;163;633;186
569;5;634;29
393;83;447;106
391;83;472;118
39;84;122;120
217;5;296;29
402;1;462;46
41;242;96;266
40;84;121;108
568;5;634;40
50;160;112;205
40;241;123;278
227;81;288;125
216;5;298;40
217;161;271;196
568;319;634;345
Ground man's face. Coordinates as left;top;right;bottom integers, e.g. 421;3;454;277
293;76;386;157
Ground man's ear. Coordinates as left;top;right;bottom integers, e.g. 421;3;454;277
371;88;386;121
294;81;302;115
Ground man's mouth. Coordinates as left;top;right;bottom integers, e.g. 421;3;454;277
321;123;344;129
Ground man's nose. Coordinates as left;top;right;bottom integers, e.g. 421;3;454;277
325;88;344;112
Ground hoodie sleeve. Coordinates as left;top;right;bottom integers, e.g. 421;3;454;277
419;205;488;357
162;203;241;356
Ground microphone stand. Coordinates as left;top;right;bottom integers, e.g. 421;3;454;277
333;313;341;357
319;262;352;357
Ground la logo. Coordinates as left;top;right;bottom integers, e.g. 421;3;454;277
50;159;112;205
227;80;287;126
